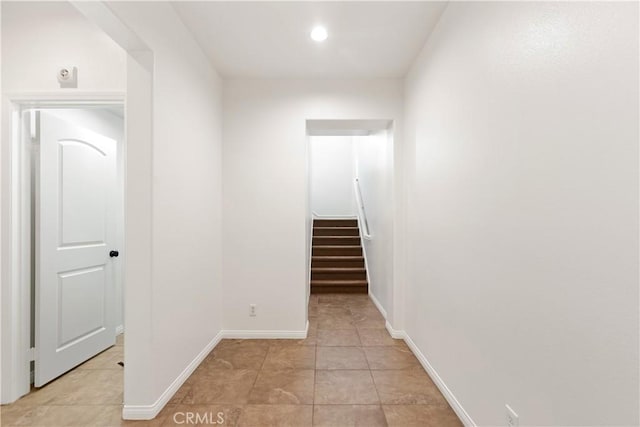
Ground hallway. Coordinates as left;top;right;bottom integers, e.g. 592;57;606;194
1;295;460;426
1;1;637;425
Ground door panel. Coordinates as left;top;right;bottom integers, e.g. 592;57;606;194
59;140;108;246
57;266;106;348
35;112;117;387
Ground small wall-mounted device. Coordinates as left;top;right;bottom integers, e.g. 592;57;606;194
57;67;78;88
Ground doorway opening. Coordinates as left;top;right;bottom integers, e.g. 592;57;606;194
305;119;395;320
3;101;125;404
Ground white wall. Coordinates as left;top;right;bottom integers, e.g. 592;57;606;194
105;2;224;414
310;136;356;217
222;79;403;333
354;131;394;314
1;2;126;92
403;2;639;425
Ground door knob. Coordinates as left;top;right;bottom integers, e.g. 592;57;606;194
109;250;119;258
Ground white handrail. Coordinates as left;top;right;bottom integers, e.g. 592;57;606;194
354;178;372;239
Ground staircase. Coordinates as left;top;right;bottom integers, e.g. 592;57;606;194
311;218;368;294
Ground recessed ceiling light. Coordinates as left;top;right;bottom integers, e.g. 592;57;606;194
310;26;328;42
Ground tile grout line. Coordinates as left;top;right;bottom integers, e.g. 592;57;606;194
246;340;270;415
361;326;388;426
356;299;392;426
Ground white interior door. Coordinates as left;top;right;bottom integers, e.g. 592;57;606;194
35;111;118;387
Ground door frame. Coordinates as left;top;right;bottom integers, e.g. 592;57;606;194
1;92;126;403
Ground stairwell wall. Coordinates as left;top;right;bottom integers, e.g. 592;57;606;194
403;2;639;425
222;79;403;332
353;131;394;314
310;135;357;217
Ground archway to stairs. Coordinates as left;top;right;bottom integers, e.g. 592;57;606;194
305;119;396;325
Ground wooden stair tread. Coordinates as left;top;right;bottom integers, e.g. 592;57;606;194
312;267;366;272
313;219;358;227
311;286;367;294
312;255;364;259
313;226;360;236
313;238;359;243
310;279;367;285
312;245;361;249
313;226;359;230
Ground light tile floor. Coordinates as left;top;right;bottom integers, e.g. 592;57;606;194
1;294;461;426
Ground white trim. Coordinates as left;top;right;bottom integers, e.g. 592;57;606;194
399;330;476;427
122;321;307;420
122;330;224;420
384;321;404;340
115;325;124;335
1;101;32;403
221;326;308;340
3;92;126;104
368;290;387;320
381;325;475;425
307;215;313;307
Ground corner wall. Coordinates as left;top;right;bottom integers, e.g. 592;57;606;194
222;79;403;333
105;2;224;416
403;2;639;425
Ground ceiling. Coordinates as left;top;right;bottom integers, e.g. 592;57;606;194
171;2;448;79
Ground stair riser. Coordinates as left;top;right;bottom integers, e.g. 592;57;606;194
314;219;358;228
312;259;365;268
312;246;362;256
313;237;360;246
312;271;367;280
311;285;367;294
313;228;359;236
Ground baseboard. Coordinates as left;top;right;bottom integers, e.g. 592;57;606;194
115;325;124;335
402;332;476;427
221;327;308;339
121;324;308;420
368;291;388;319
122;330;224;420
385;320;404;339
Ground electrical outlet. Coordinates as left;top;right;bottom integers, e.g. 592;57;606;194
249;304;257;317
506;404;519;427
